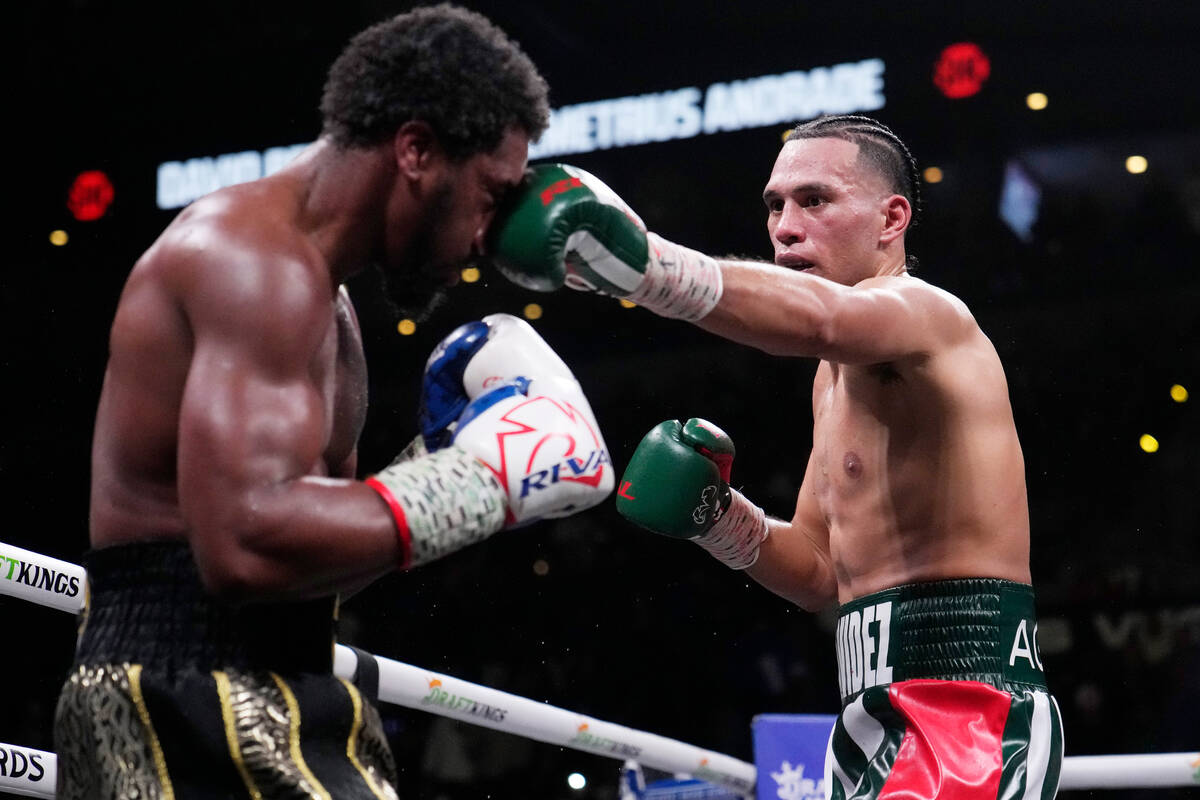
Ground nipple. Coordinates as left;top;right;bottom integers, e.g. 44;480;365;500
843;451;862;478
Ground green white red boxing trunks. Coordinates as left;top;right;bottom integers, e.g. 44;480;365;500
826;578;1064;800
53;542;399;800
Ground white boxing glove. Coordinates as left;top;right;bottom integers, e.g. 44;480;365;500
452;375;613;525
447;314;613;524
368;315;613;568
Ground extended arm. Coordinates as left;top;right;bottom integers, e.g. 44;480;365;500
695;262;966;365
489;163;969;366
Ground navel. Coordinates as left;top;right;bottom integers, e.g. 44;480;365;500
843;451;862;478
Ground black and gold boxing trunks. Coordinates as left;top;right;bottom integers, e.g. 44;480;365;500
54;541;398;799
826;578;1064;800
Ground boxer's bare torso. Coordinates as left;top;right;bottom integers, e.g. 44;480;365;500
804;289;1031;604
89;181;368;550
702;134;1032;610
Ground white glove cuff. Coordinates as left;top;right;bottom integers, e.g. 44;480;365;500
366;445;508;569
694;489;769;570
627;232;723;321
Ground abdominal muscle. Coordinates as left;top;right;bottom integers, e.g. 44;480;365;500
813;360;1032;604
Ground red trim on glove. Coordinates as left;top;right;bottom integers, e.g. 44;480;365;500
364;477;413;569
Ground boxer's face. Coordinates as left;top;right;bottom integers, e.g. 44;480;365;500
380;127;529;320
435;127;530;271
763;137;896;286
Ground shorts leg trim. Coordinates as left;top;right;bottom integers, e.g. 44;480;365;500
127;664;176;800
214;669;333;800
338;678;398;800
999;690;1064;800
213;670;263;799
54;664;172;800
271;673;332;800
826;688;906;800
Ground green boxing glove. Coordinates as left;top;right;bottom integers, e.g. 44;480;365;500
617;418;769;569
487;164;723;321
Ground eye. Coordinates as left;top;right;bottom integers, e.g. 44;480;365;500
766;197;783;213
803;194;824;207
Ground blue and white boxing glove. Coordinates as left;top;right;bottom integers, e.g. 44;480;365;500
421;313;614;521
367;314;613;568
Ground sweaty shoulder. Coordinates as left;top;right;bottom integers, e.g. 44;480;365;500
855;273;978;351
142;184;334;355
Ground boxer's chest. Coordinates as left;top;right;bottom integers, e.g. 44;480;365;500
315;295;368;474
810;361;918;514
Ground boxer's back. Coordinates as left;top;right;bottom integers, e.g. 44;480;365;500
89;219;198;545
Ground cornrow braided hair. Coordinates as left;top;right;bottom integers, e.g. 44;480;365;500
786;115;922;270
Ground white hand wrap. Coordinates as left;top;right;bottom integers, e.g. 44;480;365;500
366;445;507;569
626;232;724;321
694;489;769;570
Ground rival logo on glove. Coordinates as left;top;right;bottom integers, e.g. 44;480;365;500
520;447;611;497
474;395;611;513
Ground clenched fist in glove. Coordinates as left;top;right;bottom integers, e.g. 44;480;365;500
366;314;613;567
617;418;768;569
488;164;724;321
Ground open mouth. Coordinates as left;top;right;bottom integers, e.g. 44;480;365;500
779;257;815;271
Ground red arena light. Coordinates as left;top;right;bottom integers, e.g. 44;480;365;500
67;170;115;221
933;42;991;99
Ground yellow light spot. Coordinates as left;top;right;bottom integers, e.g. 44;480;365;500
922;166;944;184
618;298;637;309
1125;155;1148;174
780;127;792;143
523;303;543;320
49;230;69;246
1025;92;1048;111
532;559;549;576
1139;434;1159;453
1170;384;1188;403
461;266;481;283
397;319;416;336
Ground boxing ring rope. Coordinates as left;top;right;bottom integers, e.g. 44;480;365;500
2;540;1196;799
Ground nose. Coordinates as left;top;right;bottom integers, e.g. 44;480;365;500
772;202;806;246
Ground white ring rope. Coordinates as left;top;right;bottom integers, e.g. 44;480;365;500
1;540;1196;799
331;645;757;792
0;742;56;799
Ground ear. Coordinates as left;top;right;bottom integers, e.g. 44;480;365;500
392;121;443;182
878;194;912;245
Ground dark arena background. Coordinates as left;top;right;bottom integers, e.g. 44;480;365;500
9;1;1199;798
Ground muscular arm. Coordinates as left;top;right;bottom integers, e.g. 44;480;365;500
745;453;837;611
175;247;399;603
697;263;967;365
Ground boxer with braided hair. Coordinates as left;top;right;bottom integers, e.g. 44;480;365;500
491;113;1064;800
783;114;923;271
